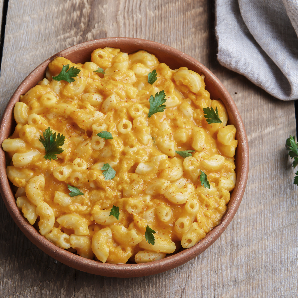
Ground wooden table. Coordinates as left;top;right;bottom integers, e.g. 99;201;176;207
0;1;297;297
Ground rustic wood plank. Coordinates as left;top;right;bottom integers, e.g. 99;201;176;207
0;0;4;41
0;0;297;297
0;0;5;73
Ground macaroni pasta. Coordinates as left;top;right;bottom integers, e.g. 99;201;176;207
2;48;237;264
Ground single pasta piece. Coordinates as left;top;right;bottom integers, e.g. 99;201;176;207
110;225;143;247
14;102;29;124
36;201;55;235
70;235;94;259
57;214;89;236
92;206;119;225
181;222;206;249
135;251;166;263
92;227;113;263
156;204;173;223
2;139;26;152
46;227;71;250
139;235;176;254
174;216;192;239
16;196;37;225
12;150;40;167
25;175;45;206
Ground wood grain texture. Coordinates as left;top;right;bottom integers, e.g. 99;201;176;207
0;0;4;43
0;0;297;297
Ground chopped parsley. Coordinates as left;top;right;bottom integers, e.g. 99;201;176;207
286;135;298;185
176;150;195;158
148;69;157;84
101;163;116;180
148;90;167;118
97;131;113;140
52;64;80;83
39;127;65;160
200;171;210;189
109;205;120;220
145;225;156;245
203;107;222;124
68;185;84;197
94;67;105;74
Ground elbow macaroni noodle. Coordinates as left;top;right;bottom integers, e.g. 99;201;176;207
2;48;238;264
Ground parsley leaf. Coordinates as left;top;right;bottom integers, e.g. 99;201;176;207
176;150;195;158
67;185;84;197
148;90;167;118
109;205;120;220
101;163;116;180
294;171;298;185
39;127;65;160
145;225;156;245
148;69;157;84
94;67;105;74
203;107;222;124
97;131;113;140
52;64;81;83
286;136;298;184
200;171;210;189
286;136;298;168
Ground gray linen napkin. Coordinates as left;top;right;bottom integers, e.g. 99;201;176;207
216;0;298;101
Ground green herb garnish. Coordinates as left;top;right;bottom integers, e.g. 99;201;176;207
203;107;222;124
200;171;210;189
39;127;65;160
109;205;120;220
52;64;80;83
176;150;195;158
68;185;84;197
101;163;116;180
286;135;298;185
148;70;157;84
145;225;156;245
97;131;113;140
94;67;105;74
148;90;167;118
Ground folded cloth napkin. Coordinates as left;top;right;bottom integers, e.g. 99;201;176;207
216;0;298;101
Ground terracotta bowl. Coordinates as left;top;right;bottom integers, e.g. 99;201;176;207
0;38;249;278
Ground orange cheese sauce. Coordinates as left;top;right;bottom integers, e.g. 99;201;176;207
2;48;237;264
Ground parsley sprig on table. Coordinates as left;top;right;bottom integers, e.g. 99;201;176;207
286;135;298;185
176;150;195;158
203;107;222;124
52;64;81;83
145;225;156;245
148;90;167;118
97;131;113;140
101;163;116;180
148;69;157;84
200;171;210;189
68;185;84;197
109;205;120;220
39;127;65;160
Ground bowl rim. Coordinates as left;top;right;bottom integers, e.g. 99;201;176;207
0;37;249;278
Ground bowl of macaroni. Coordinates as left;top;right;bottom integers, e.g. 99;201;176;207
0;38;249;277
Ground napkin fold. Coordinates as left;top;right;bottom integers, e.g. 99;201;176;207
216;0;298;101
